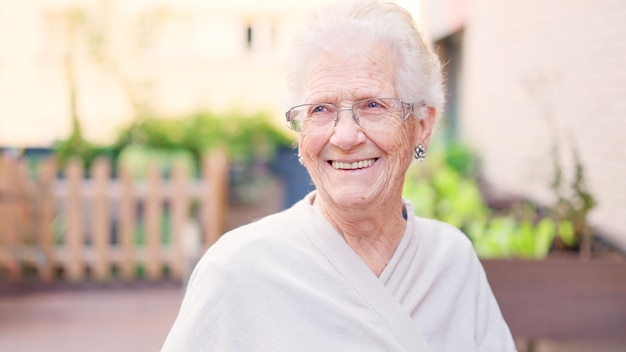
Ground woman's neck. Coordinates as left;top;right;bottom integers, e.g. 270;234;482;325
313;193;407;276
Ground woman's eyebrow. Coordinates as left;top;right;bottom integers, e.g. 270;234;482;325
348;88;385;100
304;93;339;104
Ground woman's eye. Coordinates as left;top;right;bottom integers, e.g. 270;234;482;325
310;105;329;114
366;100;384;109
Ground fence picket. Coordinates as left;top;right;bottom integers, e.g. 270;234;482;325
145;164;162;281
0;155;20;280
15;158;47;276
170;164;188;280
92;158;111;281
203;150;228;249
118;166;136;281
38;158;56;282
65;159;84;281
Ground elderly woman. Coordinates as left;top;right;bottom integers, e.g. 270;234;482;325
163;1;515;351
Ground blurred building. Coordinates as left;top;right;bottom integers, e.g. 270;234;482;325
423;0;626;250
0;0;332;146
0;0;420;147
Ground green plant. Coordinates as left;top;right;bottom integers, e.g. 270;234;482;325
444;141;480;177
405;165;489;229
465;216;558;259
550;142;596;257
117;145;196;180
53;7;100;170
404;142;488;228
403;141;565;259
113;110;294;167
54;3;147;170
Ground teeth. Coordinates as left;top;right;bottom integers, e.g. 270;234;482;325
332;158;375;170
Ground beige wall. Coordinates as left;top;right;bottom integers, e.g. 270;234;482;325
0;0;421;147
460;0;626;249
0;0;337;146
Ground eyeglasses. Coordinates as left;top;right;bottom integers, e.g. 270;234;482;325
285;98;422;135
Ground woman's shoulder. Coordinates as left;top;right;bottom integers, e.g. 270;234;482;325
211;208;297;253
414;216;470;240
412;216;475;258
200;198;313;266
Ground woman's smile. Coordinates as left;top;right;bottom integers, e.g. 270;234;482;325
330;158;378;170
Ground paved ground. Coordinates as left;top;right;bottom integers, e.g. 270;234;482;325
1;282;624;352
0;282;183;352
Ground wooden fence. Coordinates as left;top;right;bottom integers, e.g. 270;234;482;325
0;151;229;283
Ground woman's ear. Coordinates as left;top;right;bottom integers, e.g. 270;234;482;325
415;106;437;147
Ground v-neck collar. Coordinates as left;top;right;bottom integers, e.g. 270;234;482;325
293;192;431;351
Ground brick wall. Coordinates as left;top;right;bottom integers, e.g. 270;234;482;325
461;0;626;250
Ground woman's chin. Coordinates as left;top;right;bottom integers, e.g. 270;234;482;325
323;187;379;209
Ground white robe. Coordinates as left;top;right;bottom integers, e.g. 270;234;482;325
162;192;516;351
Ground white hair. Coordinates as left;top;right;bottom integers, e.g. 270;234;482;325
286;0;445;118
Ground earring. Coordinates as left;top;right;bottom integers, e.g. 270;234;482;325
298;152;304;165
414;144;426;162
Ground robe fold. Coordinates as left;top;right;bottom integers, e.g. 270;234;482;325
162;192;516;351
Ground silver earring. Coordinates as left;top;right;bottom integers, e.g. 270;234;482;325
414;144;426;162
298;152;304;165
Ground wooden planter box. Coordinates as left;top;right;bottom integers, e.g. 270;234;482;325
482;257;626;340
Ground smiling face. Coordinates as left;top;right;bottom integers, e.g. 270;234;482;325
299;44;429;210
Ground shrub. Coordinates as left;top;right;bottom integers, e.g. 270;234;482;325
403;141;574;259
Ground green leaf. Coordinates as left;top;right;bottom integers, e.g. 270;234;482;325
558;220;577;247
534;218;556;258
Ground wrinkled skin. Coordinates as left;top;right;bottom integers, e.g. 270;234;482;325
298;43;436;275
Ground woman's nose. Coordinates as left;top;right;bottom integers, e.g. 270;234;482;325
329;109;365;149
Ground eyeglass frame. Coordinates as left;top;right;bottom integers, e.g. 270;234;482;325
284;97;424;134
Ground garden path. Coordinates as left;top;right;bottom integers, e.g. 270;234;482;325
0;282;181;352
0;280;623;352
